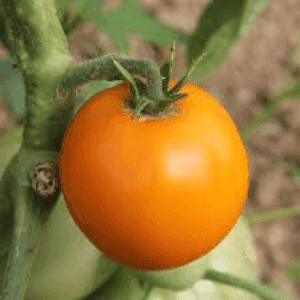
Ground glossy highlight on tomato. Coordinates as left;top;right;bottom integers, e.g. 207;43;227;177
58;80;249;271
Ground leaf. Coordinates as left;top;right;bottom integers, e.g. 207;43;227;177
75;0;104;19
288;163;300;190
93;0;183;51
187;0;270;81
55;0;72;20
0;57;26;118
74;0;87;11
286;260;300;281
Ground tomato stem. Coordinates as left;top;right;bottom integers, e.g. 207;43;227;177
59;54;194;116
248;204;300;227
205;269;297;300
59;55;164;101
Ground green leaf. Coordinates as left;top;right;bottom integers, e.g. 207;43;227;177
55;0;72;20
288;163;300;190
187;0;270;81
286;260;300;281
93;0;183;51
0;57;26;117
75;0;104;19
74;0;87;11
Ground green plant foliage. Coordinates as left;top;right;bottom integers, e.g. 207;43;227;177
288;163;300;190
187;0;270;81
286;260;300;281
93;0;185;51
0;57;26;118
55;0;72;20
74;0;104;20
54;0;188;49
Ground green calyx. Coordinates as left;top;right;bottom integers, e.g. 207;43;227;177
110;43;207;117
111;47;188;117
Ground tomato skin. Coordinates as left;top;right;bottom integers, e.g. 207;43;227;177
58;80;249;271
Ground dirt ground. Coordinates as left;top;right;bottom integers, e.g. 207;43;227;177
1;0;300;298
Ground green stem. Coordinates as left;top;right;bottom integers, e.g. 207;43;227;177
204;269;298;300
242;80;300;143
0;1;71;299
58;55;164;103
0;149;59;300
248;205;300;227
2;0;71;151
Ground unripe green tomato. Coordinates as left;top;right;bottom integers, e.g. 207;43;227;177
25;198;119;300
124;250;210;291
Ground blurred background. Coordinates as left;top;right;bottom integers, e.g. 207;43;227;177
1;0;300;298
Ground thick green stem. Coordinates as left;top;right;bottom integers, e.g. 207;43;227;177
58;55;164;106
0;149;59;300
2;0;71;151
1;0;71;299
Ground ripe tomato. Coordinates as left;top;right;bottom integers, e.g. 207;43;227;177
58;80;249;271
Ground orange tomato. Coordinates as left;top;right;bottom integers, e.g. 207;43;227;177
58;80;249;271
